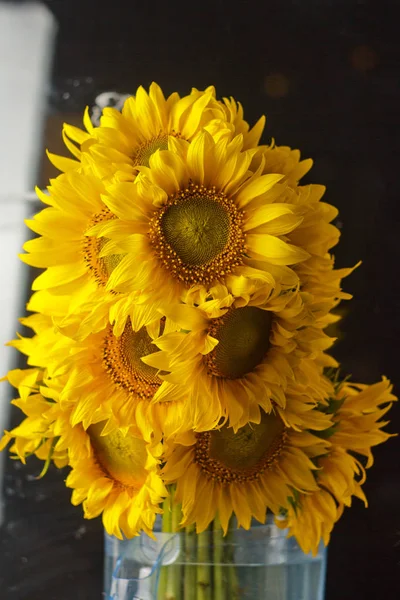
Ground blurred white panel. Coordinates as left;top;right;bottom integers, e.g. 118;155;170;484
0;2;56;192
0;2;57;522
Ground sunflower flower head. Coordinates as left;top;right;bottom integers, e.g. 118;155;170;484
277;375;397;555
96;129;311;325
0;83;396;551
0;365;167;539
67;420;167;539
162;404;331;533
51;83;265;177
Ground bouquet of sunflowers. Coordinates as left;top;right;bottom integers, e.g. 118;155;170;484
1;83;396;599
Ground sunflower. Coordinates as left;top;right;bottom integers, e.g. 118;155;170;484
253;141;313;186
327;377;397;466
8;311;196;441
277;448;368;556
162;407;331;533
0;367;168;539
0;367;87;468
50;83;265;178
58;317;193;440
276;489;338;555
295;255;358;328
277;376;397;554
284;183;357;332
252;140;359;342
22;91;272;338
93;129;310;327
215;92;266;151
143;280;335;432
66;420;167;539
20;168;148;339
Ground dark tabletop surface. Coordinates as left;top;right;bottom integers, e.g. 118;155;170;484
1;0;399;598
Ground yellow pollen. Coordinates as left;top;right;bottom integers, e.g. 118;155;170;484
132;132;179;167
83;208;122;288
103;320;162;399
148;183;246;286
194;412;287;484
204;307;273;379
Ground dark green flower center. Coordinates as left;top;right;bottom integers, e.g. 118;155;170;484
195;411;286;483
148;183;246;286
161;195;230;266
89;421;148;487
205;306;273;379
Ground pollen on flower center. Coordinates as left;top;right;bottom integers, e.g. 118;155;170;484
162;195;230;265
204;306;273;379
194;411;287;483
103;321;162;399
148;183;246;286
133;133;178;167
88;421;147;488
83;208;122;288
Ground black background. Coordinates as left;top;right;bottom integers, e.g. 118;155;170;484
0;0;399;598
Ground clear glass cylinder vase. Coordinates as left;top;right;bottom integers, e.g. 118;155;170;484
104;517;327;600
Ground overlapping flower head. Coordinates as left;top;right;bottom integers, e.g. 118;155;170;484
1;82;396;552
0;364;167;539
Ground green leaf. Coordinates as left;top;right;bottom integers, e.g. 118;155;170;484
313;425;338;439
36;437;59;479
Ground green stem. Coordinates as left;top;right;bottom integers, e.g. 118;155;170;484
165;491;182;600
225;521;239;599
157;496;171;600
184;525;197;600
213;515;225;600
197;527;212;600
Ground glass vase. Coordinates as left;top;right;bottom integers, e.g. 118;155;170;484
103;516;327;600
